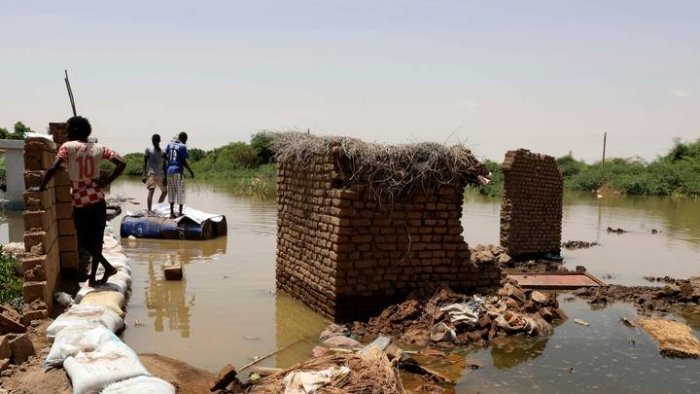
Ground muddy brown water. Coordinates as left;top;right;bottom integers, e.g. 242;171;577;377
2;180;699;392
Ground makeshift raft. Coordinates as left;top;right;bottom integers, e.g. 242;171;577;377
120;203;227;240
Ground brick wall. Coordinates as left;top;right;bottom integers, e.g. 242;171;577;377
21;129;80;317
500;149;563;259
49;123;68;146
277;151;500;322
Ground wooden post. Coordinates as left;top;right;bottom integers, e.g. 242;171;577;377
601;132;607;171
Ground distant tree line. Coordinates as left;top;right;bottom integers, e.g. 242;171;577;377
0;122;34;140
3;121;698;197
478;138;700;197
119;131;276;178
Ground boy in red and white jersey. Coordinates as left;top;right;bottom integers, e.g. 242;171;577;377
37;116;126;286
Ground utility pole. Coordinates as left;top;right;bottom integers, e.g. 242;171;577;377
601;132;607;171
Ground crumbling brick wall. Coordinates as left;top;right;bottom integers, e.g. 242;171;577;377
21;127;80;317
500;149;563;259
277;150;500;322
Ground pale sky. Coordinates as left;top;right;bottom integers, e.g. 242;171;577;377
1;0;698;162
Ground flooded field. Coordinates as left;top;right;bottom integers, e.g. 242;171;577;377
5;179;697;392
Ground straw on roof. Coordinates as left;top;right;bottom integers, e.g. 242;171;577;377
272;133;489;200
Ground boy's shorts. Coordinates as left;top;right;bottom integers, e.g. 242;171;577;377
167;173;185;205
146;175;166;192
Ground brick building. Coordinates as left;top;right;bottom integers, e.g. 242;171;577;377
274;134;500;321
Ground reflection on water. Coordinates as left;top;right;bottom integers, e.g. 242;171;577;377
489;335;550;370
111;179;328;371
458;299;700;394
465;192;700;285
274;294;329;368
144;249;193;338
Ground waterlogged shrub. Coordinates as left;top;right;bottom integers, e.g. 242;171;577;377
0;253;22;304
477;160;504;197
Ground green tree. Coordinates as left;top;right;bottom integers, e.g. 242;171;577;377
189;148;206;162
10;121;32;140
556;153;585;177
250;131;275;164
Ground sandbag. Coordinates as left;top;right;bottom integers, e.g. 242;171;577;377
45;324;112;368
106;277;129;295
99;255;132;276
78;291;126;317
64;337;149;394
100;376;176;394
73;287;95;304
46;305;124;339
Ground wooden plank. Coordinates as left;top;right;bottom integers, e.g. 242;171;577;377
507;272;605;289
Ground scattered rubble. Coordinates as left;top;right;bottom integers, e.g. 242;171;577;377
0;304;26;334
573;276;700;314
606;227;626;234
347;281;566;350
470;244;568;274
561;240;599;250
210;363;240;392
470;244;512;266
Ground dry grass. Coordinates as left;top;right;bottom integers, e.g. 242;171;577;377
248;347;404;393
271;133;489;201
637;318;700;358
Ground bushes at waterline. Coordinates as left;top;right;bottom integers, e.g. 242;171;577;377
564;138;700;196
0;253;22;304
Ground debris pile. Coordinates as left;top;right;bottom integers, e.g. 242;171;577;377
470;244;512;266
574;276;700;314
0;304;35;375
561;240;599;250
248;347;403;394
349;281;566;349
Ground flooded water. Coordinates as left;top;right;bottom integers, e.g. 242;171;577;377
9;178;699;391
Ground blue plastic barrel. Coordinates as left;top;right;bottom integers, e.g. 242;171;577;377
120;216;180;239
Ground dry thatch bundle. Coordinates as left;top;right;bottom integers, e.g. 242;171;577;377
248;347;404;393
272;133;489;200
637;318;700;358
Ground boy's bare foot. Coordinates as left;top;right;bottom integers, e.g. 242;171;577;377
97;266;118;285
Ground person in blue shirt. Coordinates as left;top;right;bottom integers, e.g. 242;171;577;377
164;131;195;218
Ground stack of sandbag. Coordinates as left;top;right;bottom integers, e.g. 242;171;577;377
44;232;175;394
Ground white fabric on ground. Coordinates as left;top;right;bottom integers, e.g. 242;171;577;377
283;366;351;394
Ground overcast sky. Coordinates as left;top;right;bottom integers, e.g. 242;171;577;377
1;1;698;162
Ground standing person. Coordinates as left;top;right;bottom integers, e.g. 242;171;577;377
142;133;167;213
37;116;126;286
164;131;195;218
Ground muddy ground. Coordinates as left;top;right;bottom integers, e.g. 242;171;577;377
0;321;214;394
